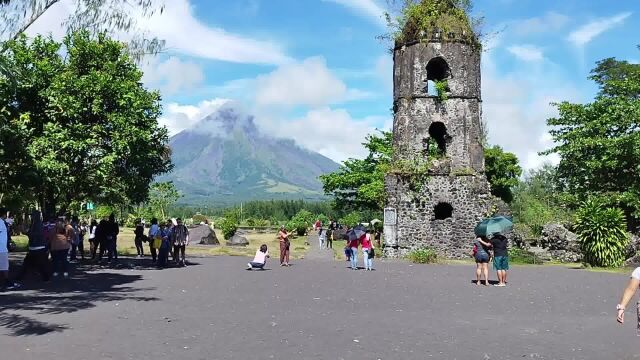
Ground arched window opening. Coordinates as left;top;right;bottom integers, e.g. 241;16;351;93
434;202;453;220
426;57;450;82
428;122;450;155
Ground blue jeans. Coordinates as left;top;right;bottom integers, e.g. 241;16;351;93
363;249;373;269
350;247;358;269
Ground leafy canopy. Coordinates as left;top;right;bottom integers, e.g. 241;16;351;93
484;145;522;203
149;182;181;220
320;131;392;213
0;31;172;215
542;51;640;222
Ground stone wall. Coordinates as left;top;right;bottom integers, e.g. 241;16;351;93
384;174;495;259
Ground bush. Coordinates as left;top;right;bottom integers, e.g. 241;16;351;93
575;199;629;267
407;248;437;264
192;214;208;224
218;211;239;240
245;217;256;226
340;212;361;228
316;213;330;226
254;218;269;227
509;248;543;265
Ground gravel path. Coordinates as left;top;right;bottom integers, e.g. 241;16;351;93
1;250;639;360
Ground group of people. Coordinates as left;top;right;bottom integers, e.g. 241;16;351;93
472;233;509;286
142;217;190;268
246;224;290;270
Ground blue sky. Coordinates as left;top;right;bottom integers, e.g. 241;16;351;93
28;0;640;168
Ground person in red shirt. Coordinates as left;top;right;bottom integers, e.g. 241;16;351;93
278;226;290;267
361;230;374;271
348;233;361;270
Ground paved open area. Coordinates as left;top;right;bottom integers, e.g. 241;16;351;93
2;241;640;360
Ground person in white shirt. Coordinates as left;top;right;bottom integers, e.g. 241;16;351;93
616;267;640;324
0;207;20;290
247;244;269;270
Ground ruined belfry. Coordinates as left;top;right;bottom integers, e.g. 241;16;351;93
383;12;498;259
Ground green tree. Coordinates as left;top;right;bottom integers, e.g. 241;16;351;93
542;52;640;226
0;32;172;215
148;182;181;220
320;131;392;213
484;145;522;203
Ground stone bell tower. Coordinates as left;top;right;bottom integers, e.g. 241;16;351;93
383;30;497;259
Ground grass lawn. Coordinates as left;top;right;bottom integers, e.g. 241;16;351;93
11;227;310;260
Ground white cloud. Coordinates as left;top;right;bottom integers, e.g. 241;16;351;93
567;12;632;47
507;45;544;62
482;45;583;170
22;0;290;65
142;56;205;95
256;57;368;107
159;98;231;136
260;107;388;162
511;11;569;36
323;0;386;26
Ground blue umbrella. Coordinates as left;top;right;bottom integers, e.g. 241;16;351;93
474;216;513;237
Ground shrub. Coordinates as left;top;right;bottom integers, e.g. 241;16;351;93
254;218;269;227
407;248;438;264
340;212;361;228
192;214;208;224
245;217;256;226
218;211;239;240
575;199;629;267
508;248;543;265
316;214;330;226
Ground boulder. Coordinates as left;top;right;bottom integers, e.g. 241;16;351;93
189;224;219;245
226;234;249;247
624;234;640;265
540;223;579;251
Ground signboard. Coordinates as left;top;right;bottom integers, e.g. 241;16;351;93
384;207;397;225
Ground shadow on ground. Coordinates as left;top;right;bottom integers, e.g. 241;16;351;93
1;256;161;337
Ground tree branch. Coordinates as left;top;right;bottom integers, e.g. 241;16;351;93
11;0;61;41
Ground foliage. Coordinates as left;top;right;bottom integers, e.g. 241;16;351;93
286;209;314;236
434;79;449;102
254;218;269;227
315;214;330;226
95;205;117;220
484;145;522;203
0;0;164;61
511;164;573;237
320;131;392;213
407;248;438;264
192;214;209;225
388;156;431;194
148;182;181;220
542;53;640;227
575;198;629;268
382;0;481;48
217;200;335;222
219;211;239;240
339;212;362;228
0;32;172;216
508;248;543;265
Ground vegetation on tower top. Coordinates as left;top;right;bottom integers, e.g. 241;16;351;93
382;0;483;49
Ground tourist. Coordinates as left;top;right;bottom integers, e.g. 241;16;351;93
134;219;145;258
16;210;50;282
95;218;109;262
278;225;290;267
148;217;160;263
490;233;509;287
326;228;333;249
247;244;269;270
50;218;72;278
0;207;20;290
106;213;119;263
615;267;640;325
157;221;171;269
318;227;326;248
89;219;98;259
69;216;83;262
0;207;13;253
473;236;491;286
348;232;361;270
313;219;320;231
362;230;374;271
172;218;189;267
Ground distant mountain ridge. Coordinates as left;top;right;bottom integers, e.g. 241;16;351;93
162;104;339;205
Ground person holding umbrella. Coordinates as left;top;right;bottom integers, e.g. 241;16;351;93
346;226;366;270
472;236;491;286
474;216;513;287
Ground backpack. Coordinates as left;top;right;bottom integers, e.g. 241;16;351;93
71;224;80;245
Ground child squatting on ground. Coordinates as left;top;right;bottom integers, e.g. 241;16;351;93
247;244;269;270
